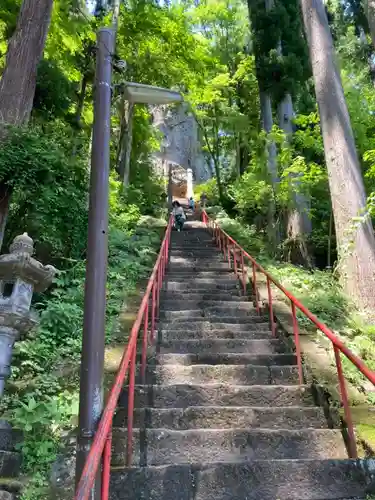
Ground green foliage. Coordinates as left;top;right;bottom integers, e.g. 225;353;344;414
0;125;89;264
33;59;77;120
194;178;220;205
249;0;310;102
211;208;268;256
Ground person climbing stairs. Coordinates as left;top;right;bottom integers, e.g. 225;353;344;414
108;214;373;499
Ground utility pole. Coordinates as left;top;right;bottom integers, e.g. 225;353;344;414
75;27;114;498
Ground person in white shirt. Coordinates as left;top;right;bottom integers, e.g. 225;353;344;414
172;201;186;231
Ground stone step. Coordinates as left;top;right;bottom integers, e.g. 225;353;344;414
159;328;271;340
161;293;247;302
171;249;222;256
160;315;269;324
164;282;240;292
157;339;288;355
113;406;331;430
111;428;347;466
168;257;227;264
140;365;299;385
166;271;235;279
112;459;373;500
165;276;239;284
160;301;254;312
119;384;312;408
154;353;297;366
167;268;233;276
169;249;219;255
164;277;239;285
110;460;372;499
159;321;271;333
0;477;24;496
171;244;216;248
191;460;373;500
0;451;21;477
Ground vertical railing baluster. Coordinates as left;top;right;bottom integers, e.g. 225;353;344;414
126;343;136;466
241;251;246;295
156;266;160;311
252;263;260;314
151;282;156;342
333;345;358;458
141;303;149;382
101;426;112;500
291;301;303;384
267;277;276;337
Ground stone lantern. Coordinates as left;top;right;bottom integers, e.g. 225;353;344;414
0;233;56;396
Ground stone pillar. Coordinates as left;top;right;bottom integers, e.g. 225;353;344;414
0;233;56;397
186;167;194;199
0;233;56;494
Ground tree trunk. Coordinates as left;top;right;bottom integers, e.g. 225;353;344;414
0;0;53;249
117;101;134;186
0;0;53;129
301;0;375;312
72;74;88;156
260;91;279;249
364;0;375;49
235;136;241;177
112;0;121;31
75;74;88;128
260;91;278;184
213;155;225;205
239;142;249;176
277;93;294;136
279;93;313;266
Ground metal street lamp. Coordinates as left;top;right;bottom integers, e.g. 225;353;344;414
121;82;183;186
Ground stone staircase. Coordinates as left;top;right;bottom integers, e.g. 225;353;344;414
110;217;374;499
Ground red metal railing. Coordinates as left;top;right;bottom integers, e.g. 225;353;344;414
75;216;173;500
202;210;375;459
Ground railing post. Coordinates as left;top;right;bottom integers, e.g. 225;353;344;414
126;343;136;467
252;263;260;314
333;345;358;458
151;283;156;342
291;301;303;384
233;248;238;276
156;268;160;311
141;303;148;383
240;251;246;295
227;238;231;267
101;426;112;500
267;277;276;337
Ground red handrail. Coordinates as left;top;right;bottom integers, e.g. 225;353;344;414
75;215;173;500
202;210;375;459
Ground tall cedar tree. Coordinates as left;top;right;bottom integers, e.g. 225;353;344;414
0;0;54;248
300;0;375;312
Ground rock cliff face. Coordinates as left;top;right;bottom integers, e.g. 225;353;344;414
151;104;212;185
